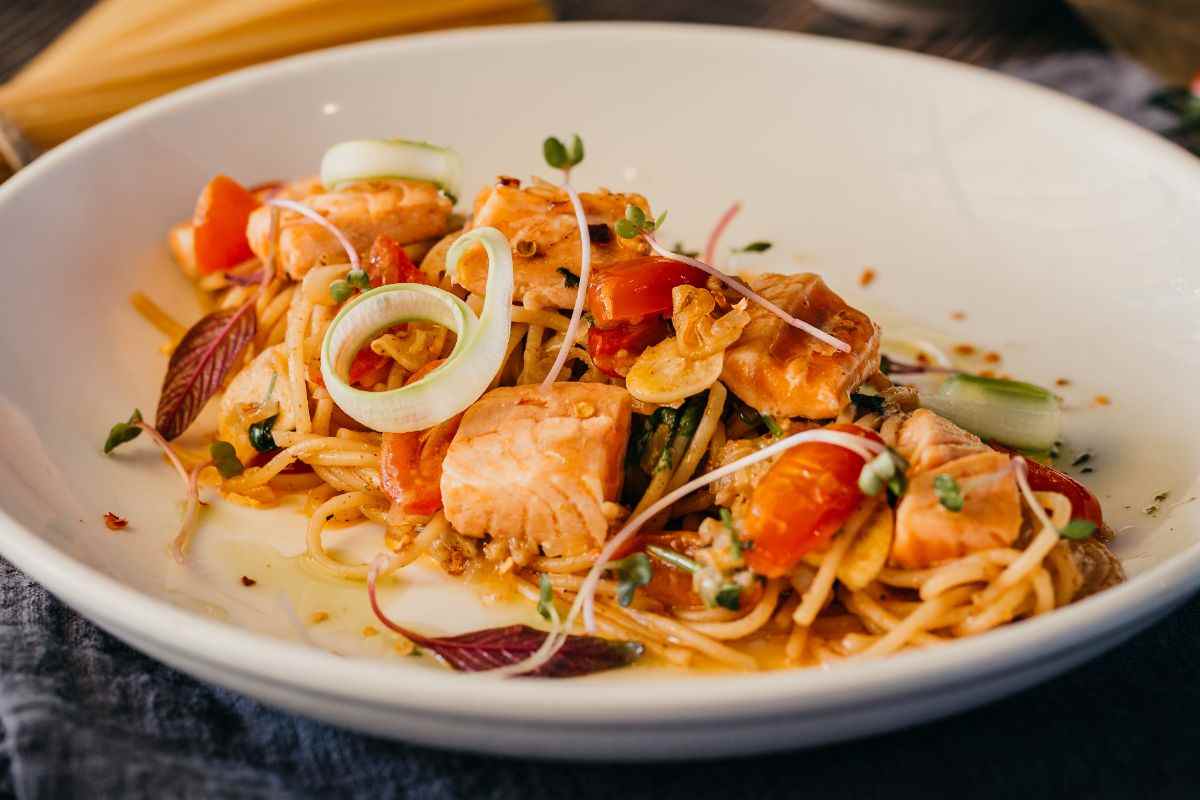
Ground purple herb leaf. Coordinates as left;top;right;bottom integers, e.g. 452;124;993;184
406;624;643;678
156;302;256;440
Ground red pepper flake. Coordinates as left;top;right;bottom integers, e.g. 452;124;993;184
1055;378;1071;387
950;311;966;321
858;268;876;288
241;576;257;587
103;512;128;531
1094;394;1112;407
497;175;520;187
953;344;976;356
983;351;1002;364
979;369;996;378
916;352;931;365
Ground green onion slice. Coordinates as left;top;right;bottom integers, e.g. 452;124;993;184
320;139;463;198
922;373;1061;451
319;227;514;432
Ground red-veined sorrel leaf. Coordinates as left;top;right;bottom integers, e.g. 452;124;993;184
156;302;256;440
368;568;643;677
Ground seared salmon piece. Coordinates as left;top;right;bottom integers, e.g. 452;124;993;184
721;273;880;419
894;408;987;473
453;178;651;308
440;383;633;557
891;411;1021;569
245;178;452;279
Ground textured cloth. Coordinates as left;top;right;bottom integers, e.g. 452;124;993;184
4;4;1200;800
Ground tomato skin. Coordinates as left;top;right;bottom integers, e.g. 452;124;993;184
367;234;427;288
192;175;259;274
587;256;707;327
587;317;671;377
1021;458;1103;526
349;347;391;387
379;360;454;514
743;424;880;577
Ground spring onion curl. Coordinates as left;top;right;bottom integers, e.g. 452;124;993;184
320;227;514;432
267;198;361;273
641;234;851;353
703;201;742;265
501;429;885;676
541;179;591;387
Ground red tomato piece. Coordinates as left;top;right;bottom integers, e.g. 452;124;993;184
348;347;391;387
743;424;881;577
987;443;1104;525
587;317;671;378
367;234;427;288
379;360;453;514
192;175;260;274
587;256;707;327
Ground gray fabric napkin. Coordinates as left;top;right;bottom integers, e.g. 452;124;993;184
2;30;1199;800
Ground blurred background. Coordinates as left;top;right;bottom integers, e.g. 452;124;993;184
1;0;1198;178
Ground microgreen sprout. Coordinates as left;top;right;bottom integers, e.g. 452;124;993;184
761;414;784;439
543;134;584;172
609;552;652;607
934;474;965;512
540;133;590;388
645;544;700;573
733;241;772;254
248;414;278;453
614;203;667;239
104;409;144;453
537;573;555;621
859;448;909;500
346;269;371;291
329;279;353;303
719;507;751;557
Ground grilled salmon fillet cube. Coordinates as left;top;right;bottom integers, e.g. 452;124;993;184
891;410;1021;569
245;178;452;279
721;273;880;420
440;383;633;557
453;178;651;309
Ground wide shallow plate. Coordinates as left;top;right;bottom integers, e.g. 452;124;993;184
1;23;1199;760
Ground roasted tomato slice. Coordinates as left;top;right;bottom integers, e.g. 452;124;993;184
367;234;428;288
380;360;453;514
743;423;881;577
192;174;259;274
587;256;707;327
994;447;1104;526
587;317;671;378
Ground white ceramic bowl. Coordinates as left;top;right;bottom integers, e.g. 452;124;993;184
1;23;1198;761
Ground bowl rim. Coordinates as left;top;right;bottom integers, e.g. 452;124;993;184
2;20;1199;725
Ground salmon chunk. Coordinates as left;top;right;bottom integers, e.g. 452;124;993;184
245;178;452;279
440;383;633;557
721;273;880;419
453;178;651;309
891;411;1021;569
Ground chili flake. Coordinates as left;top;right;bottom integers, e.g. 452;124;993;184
103;512;128;531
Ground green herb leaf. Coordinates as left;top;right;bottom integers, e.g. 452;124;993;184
672;242;699;258
330;279;353;303
346;269;371;290
851;392;885;415
652;211;668;231
543;136;568;169
934;474;964;512
210;440;245;479
1059;519;1097;540
646;544;700;573
537;574;555;621
568;134;585;167
614;218;638;239
719;507;749;557
734;241;772;254
248;414;278;453
103;409;144;454
715;585;741;611
762;414;784;438
611;553;652;607
557;266;580;288
625;204;646;226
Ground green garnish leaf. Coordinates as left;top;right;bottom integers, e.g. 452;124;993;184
210;440;245;479
103;409;144;454
568;134;584;166
858;448;908;500
715;585;742;611
557;266;580;288
1059;519;1097;540
537;573;555;620
719;507;750;557
673;242;699;258
543;136;568;169
734;241;772;254
329;279;353;303
652;211;668;231
248;414;279;453
614;218;638;239
346;269;371;290
625;204;646;226
934;474;964;512
762;415;784;438
611;553;652;607
646;544;700;574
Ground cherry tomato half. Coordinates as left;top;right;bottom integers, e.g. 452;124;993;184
192;174;259;274
586;256;707;327
587;317;671;378
367;234;428;288
380;360;454;514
